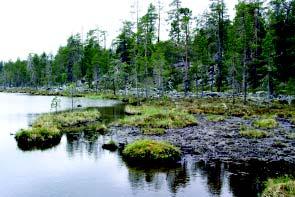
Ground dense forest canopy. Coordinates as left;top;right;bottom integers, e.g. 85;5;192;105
1;0;295;97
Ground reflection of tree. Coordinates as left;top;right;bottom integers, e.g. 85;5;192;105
126;163;190;194
95;105;125;124
195;161;223;196
226;160;295;197
66;131;100;159
166;163;190;194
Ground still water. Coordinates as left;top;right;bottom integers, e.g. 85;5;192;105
0;93;293;197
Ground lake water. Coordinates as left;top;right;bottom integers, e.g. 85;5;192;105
0;93;293;197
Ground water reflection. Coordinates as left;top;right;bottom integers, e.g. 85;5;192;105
226;160;295;197
123;158;295;197
65;131;101;159
126;163;190;195
195;161;224;196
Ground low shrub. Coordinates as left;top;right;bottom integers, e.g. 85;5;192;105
122;139;181;164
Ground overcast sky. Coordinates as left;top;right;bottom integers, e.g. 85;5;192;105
0;0;237;61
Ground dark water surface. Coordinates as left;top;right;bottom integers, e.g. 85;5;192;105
0;93;294;197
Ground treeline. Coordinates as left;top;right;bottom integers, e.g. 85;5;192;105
1;0;295;98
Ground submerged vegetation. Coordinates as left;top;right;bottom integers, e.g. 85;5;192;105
122;139;181;164
262;177;295;197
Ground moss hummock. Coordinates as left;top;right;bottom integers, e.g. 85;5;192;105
15;127;62;150
15;109;103;150
262;177;295;197
253;118;278;129
122;139;181;164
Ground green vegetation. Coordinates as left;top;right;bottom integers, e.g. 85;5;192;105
118;104;197;135
15;127;62;150
262;177;295;197
33;109;101;129
239;126;268;138
206;114;226;122
15;109;103;149
122;139;181;164
124;105;141;115
286;132;295;140
253;118;278;129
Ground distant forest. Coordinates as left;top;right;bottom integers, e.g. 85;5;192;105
0;0;295;97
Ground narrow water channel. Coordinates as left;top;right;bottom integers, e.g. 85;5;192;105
0;93;293;197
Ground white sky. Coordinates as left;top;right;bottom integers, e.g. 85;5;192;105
0;0;237;61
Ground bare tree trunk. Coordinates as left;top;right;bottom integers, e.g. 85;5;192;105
184;22;189;97
216;0;224;92
157;0;161;43
243;51;247;105
144;28;148;98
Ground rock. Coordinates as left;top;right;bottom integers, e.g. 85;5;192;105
102;141;118;151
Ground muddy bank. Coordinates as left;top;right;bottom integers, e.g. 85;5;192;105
108;116;295;163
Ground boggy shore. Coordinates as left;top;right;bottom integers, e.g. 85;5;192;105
108;115;295;164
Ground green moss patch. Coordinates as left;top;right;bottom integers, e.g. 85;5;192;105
118;105;197;135
15;109;103;150
122;139;181;164
33;109;101;129
262;177;295;197
239;126;268;138
15;127;62;150
206;114;226;122
253;118;278;129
